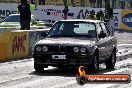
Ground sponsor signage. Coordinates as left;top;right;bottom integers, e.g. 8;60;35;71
76;66;131;85
120;10;132;30
12;35;26;54
6;32;29;60
0;10;17;17
122;13;132;28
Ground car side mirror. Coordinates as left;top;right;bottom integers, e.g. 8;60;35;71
2;19;5;22
98;31;106;39
41;32;48;37
104;19;109;22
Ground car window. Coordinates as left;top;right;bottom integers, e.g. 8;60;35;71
96;23;102;34
96;23;107;39
74;23;95;33
48;21;96;38
4;15;20;22
100;23;110;36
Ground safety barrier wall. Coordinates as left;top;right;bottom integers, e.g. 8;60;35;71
0;3;131;30
0;29;49;62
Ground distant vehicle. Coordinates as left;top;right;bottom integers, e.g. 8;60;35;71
33;19;117;72
0;17;4;23
0;14;45;28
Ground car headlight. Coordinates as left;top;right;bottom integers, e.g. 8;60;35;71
73;47;79;52
81;48;86;52
36;46;41;51
42;46;48;52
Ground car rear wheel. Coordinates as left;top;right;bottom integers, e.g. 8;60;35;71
34;64;44;72
88;53;99;73
105;50;116;69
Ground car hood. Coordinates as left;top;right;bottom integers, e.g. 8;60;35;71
0;22;45;29
0;22;20;27
36;37;96;46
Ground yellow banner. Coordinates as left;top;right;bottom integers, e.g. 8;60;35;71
0;31;29;61
0;32;11;61
6;31;29;60
0;29;49;62
120;10;132;30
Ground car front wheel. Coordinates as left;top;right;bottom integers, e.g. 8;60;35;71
105;50;116;69
88;53;99;73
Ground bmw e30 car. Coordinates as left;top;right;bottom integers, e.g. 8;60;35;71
33;19;117;72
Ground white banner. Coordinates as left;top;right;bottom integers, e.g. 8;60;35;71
0;3;18;18
0;3;121;29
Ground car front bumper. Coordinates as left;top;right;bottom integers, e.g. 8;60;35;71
33;52;94;66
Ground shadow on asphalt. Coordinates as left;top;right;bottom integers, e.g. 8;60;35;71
29;67;116;77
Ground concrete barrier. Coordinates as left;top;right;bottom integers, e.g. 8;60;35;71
0;29;49;62
0;32;11;61
7;31;29;61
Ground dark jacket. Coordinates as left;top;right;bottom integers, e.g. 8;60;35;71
63;6;69;14
18;3;31;21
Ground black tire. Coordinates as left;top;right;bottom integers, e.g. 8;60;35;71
34;64;44;72
105;50;116;69
88;53;99;73
76;76;87;85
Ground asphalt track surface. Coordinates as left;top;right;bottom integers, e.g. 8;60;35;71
0;30;132;88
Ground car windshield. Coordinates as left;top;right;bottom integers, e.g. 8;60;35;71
48;21;96;38
3;15;20;22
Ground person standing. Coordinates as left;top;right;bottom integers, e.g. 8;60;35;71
86;10;96;20
63;5;69;20
63;0;67;7
31;0;35;4
112;0;116;9
18;0;31;30
39;0;45;5
105;2;110;19
92;0;96;8
80;0;85;7
89;0;96;8
104;0;110;9
97;0;102;8
129;0;132;8
89;0;92;7
106;8;115;36
17;0;20;5
120;0;126;9
71;0;76;7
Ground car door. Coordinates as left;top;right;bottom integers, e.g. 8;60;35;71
97;23;108;61
96;23;107;61
100;22;113;59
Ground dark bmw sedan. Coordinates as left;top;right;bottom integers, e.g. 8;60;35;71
33;19;117;72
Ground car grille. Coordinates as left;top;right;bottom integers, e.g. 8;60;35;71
47;46;73;52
